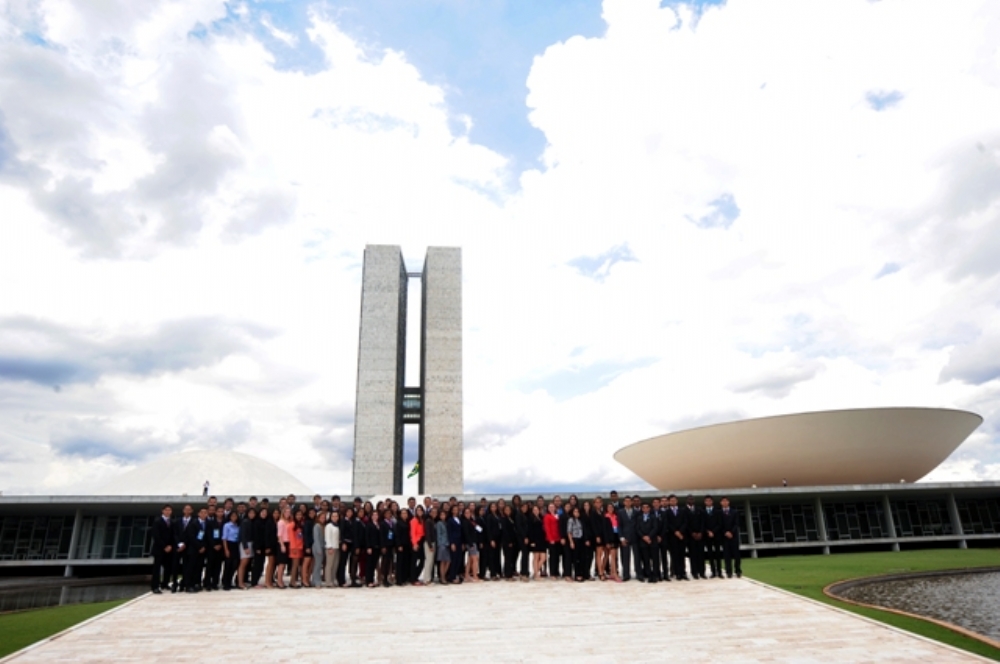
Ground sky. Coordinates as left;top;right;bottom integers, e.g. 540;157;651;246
1;0;999;496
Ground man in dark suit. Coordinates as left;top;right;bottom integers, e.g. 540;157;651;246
684;495;706;579
150;504;174;593
720;496;742;578
664;494;688;580
652;497;667;580
204;506;224;591
616;496;638;581
635;502;659;582
170;504;193;592
702;495;722;578
182;507;209;592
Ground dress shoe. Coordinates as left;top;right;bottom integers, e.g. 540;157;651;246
152;588;162;594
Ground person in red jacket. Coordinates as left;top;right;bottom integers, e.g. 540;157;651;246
543;503;561;579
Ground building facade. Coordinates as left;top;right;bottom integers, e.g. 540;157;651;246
352;245;464;496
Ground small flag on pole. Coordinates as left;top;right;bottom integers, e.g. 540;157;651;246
407;462;420;479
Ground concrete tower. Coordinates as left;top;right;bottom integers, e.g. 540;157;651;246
351;245;463;496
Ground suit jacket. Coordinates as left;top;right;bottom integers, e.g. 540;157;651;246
703;506;722;538
635;511;657;540
617;507;637;542
588;510;606;544
446;517;464;548
663;507;686;541
720;508;741;538
486;512;502;544
184;518;207;553
393;519;410;550
152;515;175;553
685;506;706;538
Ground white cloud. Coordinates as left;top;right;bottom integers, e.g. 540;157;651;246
1;0;999;494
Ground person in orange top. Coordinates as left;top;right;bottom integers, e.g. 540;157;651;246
410;505;426;586
288;511;305;588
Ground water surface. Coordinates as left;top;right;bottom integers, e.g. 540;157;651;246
840;571;1000;642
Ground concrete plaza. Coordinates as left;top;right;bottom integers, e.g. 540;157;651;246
4;578;988;663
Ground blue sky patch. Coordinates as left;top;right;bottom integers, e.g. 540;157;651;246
568;244;637;281
866;89;904;111
691;192;740;229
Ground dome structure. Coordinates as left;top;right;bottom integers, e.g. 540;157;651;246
93;449;314;497
614;407;982;491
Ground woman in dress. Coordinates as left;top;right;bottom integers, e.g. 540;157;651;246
395;508;412;586
461;507;480;583
603;503;622;582
275;507;293;589
527;504;547;580
435;508;451;585
301;508;315;588
237;506;256;590
366;510;382;588
264;508;280;589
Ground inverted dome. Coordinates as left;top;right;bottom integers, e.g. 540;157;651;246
93;449;314;497
614;407;982;491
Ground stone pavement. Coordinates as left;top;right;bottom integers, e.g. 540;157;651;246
4;577;988;663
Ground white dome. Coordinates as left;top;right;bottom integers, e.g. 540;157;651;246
93;449;314;497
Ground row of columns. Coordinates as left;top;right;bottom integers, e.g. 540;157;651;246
744;493;968;556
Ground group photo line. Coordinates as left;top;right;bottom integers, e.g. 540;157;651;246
149;491;744;593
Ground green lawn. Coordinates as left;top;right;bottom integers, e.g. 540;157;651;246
745;548;1000;661
0;599;128;659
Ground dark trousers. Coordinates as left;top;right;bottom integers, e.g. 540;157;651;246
723;537;741;576
619;542;632;580
547;543;561;578
688;535;705;578
337;546;350;585
381;548;395;585
669;538;687;578
658;540;669;579
396;546;411;585
503;544;517;578
704;536;721;576
562;541;573;577
638;539;659;579
487;542;501;578
206;548;223;588
251;548;265;585
171;550;186;588
633;542;645;580
222;549;238;589
570;538;584;578
350;549;361;584
183;550;204;589
367;550;381;585
411;543;425;581
448;546;464;581
151;551;171;590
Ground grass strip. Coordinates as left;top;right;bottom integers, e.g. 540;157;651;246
745;549;1000;661
0;599;127;659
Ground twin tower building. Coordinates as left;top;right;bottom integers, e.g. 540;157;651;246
352;245;464;496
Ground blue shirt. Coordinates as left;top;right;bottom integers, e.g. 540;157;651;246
223;522;240;542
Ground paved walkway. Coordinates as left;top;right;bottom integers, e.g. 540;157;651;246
5;578;987;663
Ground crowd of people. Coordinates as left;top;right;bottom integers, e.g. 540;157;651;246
149;491;743;593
